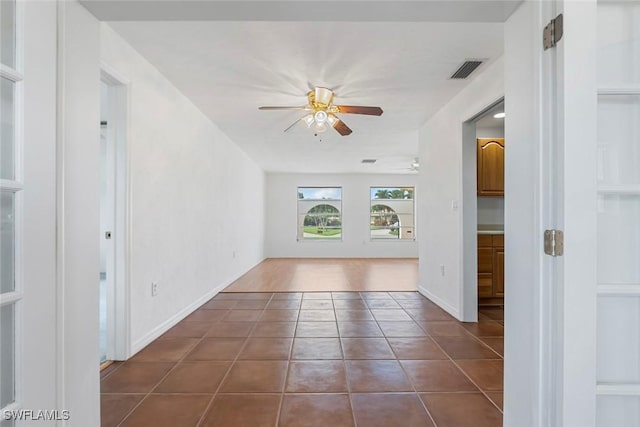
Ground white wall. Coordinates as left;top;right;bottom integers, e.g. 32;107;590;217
59;2;102;425
22;0;59;417
477;197;504;225
100;25;266;353
503;2;540;425
476;125;505;138
266;173;418;258
417;57;504;319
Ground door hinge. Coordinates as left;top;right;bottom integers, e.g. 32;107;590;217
544;229;564;256
543;13;564;50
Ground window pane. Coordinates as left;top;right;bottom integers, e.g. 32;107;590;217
0;0;15;68
0;192;15;294
1;78;15;180
0;303;15;408
370;187;415;240
298;187;342;240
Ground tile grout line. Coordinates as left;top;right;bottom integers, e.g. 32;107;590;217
113;323;217;427
274;294;301;427
423;324;504;415
406;299;504;413
194;292;277;427
108;293;268;427
383;292;440;427
335;292;358;427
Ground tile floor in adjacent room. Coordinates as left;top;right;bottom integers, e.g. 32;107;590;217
101;292;504;427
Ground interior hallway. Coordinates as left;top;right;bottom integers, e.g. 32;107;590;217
100;288;503;426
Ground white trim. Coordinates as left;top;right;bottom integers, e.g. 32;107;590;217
0;291;23;306
0;180;23;191
597;185;640;195
597;284;640;296
0;401;22;416
100;61;130;86
596;384;640;396
130;261;264;355
460;97;504;323
131;282;227;355
597;88;640;96
100;62;132;361
7;0;25;413
55;0;67;416
0;64;23;82
418;285;461;320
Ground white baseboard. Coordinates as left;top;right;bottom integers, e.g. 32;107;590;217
418;285;462;321
131;258;265;356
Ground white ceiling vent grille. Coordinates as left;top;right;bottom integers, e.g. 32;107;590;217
450;60;484;79
361;159;377;164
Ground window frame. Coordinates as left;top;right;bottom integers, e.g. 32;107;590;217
369;186;416;242
296;186;343;242
0;0;24;415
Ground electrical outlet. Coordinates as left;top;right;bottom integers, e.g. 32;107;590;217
440;265;445;276
151;282;158;297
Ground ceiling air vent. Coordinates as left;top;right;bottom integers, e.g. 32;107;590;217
450;60;484;79
361;159;377;164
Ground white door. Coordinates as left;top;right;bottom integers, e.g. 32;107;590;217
544;0;640;425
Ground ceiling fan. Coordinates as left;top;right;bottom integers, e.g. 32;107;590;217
392;157;420;172
259;87;383;136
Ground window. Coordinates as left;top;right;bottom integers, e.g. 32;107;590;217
0;0;22;416
297;187;342;240
370;187;415;240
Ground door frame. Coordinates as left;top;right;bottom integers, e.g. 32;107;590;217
100;63;131;361
461;97;505;322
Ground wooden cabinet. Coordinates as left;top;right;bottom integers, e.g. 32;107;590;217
494;249;504;297
477;233;504;304
477;138;505;196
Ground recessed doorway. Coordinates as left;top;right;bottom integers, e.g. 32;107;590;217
461;98;505;323
99;66;131;366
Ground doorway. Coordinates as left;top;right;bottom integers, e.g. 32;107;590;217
99;66;131;365
461;98;505;323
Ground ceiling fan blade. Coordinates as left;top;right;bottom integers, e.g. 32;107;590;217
333;120;353;136
283;118;302;133
259;106;308;110
335;105;383;116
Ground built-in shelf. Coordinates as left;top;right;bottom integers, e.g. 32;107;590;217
598;88;640;96
597;185;640;195
597;284;640;296
597;383;640;396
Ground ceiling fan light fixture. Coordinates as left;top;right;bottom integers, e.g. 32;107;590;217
493;112;505;118
314;110;328;123
302;114;315;127
327;114;339;127
314;87;334;107
313;121;328;133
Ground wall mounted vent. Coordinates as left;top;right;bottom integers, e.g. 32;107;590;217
361;159;377;164
450;60;484;79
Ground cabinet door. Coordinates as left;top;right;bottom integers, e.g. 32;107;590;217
478;247;494;274
494;248;504;297
478;274;494;298
477;138;505;196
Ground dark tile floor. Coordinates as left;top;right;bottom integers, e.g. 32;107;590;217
101;292;504;427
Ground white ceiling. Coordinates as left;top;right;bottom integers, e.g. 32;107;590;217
87;1;516;174
476;101;505;130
